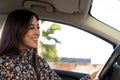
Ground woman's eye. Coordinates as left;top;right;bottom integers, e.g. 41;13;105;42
28;24;40;29
28;25;34;29
29;26;34;29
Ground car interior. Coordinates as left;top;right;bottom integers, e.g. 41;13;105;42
1;0;120;80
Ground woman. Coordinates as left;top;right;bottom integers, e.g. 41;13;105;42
0;9;99;80
0;9;61;80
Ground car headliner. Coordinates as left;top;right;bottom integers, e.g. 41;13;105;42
0;0;120;46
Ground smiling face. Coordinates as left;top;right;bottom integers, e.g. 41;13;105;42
19;16;40;49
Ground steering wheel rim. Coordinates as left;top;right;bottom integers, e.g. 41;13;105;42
98;43;120;80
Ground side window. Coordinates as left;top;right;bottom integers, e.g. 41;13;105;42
40;21;114;74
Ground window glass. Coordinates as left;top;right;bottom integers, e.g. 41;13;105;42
91;0;120;31
40;21;113;74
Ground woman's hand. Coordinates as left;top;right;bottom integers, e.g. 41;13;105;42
93;78;99;80
90;65;103;80
89;70;100;80
90;70;98;80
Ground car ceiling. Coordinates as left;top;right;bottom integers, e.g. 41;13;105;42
0;0;120;45
0;0;91;23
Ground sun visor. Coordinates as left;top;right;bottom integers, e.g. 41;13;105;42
24;1;54;13
53;0;80;14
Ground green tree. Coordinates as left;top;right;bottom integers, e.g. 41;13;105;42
40;22;61;62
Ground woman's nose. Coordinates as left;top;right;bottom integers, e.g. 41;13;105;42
34;28;40;36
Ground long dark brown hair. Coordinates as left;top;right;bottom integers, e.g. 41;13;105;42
0;9;39;55
0;9;40;78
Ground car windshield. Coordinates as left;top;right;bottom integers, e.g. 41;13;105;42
91;0;120;31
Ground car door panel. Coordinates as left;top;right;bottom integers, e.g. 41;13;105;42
54;69;89;80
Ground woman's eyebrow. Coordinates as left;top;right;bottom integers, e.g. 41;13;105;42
29;24;39;26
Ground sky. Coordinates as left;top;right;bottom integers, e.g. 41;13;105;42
91;0;120;30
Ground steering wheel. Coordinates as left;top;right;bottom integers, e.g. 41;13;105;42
98;43;120;80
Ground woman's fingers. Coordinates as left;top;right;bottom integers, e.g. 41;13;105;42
93;78;99;80
90;71;98;80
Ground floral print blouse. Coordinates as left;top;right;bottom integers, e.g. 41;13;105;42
0;49;61;80
0;49;90;80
